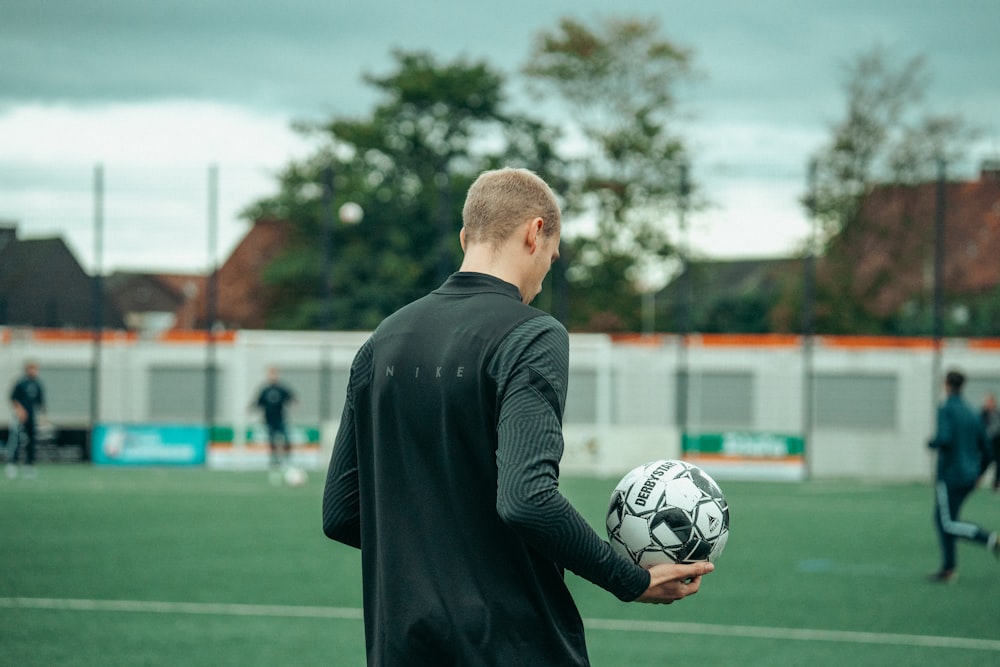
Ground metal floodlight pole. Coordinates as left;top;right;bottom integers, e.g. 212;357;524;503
679;162;693;337
554;239;569;325
933;159;946;343
802;158;818;480
320;166;334;423
89;164;104;458
932;159;947;409
676;161;691;447
205;165;219;438
642;290;655;337
437;170;452;286
321;166;334;332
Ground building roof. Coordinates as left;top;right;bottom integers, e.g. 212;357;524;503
95;220;291;332
200;219;292;330
0;229;124;328
105;271;187;313
846;165;1000;316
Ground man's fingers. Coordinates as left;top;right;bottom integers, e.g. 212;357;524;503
686;561;714;578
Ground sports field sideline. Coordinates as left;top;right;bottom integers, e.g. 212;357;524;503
2;467;999;666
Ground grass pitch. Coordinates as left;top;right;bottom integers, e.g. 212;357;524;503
2;466;999;666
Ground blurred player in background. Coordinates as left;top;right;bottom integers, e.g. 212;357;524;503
928;370;998;583
980;392;1000;492
7;360;46;478
322;167;712;666
252;366;296;468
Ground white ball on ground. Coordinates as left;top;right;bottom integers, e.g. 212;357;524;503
283;466;308;487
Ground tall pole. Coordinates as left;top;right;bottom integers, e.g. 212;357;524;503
436;170;452;286
89;164;104;459
205;165;219;440
321;166;334;332
319;166;334;423
642;290;655;337
802;158;818;480
933;159;946;343
553;240;569;325
676;162;691;448
932;159;946;409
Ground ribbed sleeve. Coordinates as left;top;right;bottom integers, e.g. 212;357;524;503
321;338;372;548
491;317;650;602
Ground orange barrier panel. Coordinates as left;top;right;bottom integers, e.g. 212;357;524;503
29;329;138;343
157;330;237;344
817;335;936;349
693;333;801;348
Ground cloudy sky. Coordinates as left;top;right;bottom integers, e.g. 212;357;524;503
2;1;998;273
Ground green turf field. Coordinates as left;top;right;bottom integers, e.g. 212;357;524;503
2;466;999;666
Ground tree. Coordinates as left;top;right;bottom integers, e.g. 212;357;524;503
797;46;977;335
523;16;696;331
242;50;567;330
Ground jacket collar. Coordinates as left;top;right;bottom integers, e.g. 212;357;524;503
434;272;522;302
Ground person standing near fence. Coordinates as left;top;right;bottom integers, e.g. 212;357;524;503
7;360;46;479
253;366;296;468
928;370;999;583
980;392;1000;493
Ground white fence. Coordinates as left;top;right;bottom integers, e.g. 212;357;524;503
4;327;998;481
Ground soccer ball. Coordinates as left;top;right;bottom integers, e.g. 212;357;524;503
283;466;308;487
606;459;729;566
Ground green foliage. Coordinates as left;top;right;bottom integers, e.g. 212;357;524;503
562;238;643;331
524;17;696;329
700;293;776;334
811;47;931;244
238;18;701;333
243;50;566;330
784;46;978;336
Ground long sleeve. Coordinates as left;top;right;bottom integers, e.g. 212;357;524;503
321;340;371;548
929;403;952;451
491;317;649;602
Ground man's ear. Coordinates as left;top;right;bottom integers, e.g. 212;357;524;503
524;217;544;253
459;227;467;252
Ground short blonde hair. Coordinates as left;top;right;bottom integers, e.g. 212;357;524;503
461;168;561;248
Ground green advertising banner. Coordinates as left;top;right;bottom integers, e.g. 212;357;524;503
209;424;321;446
682;432;806;481
206;424;325;471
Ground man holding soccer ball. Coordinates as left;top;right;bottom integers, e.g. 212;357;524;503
323;167;712;666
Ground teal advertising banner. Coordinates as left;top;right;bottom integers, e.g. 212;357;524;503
92;424;207;466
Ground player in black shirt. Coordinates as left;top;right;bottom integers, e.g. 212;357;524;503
253;366;296;467
323;168;713;666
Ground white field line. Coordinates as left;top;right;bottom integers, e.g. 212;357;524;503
583;618;1000;652
0;597;362;620
2;597;999;652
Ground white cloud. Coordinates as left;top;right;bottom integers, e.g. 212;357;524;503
0;102;310;165
0;102;313;272
689;179;812;259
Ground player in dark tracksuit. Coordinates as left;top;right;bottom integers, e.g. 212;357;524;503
322;168;712;666
8;360;45;473
928;370;999;582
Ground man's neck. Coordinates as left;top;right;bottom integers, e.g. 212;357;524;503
459;248;521;296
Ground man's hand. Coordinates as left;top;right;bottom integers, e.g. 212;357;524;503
636;561;714;605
